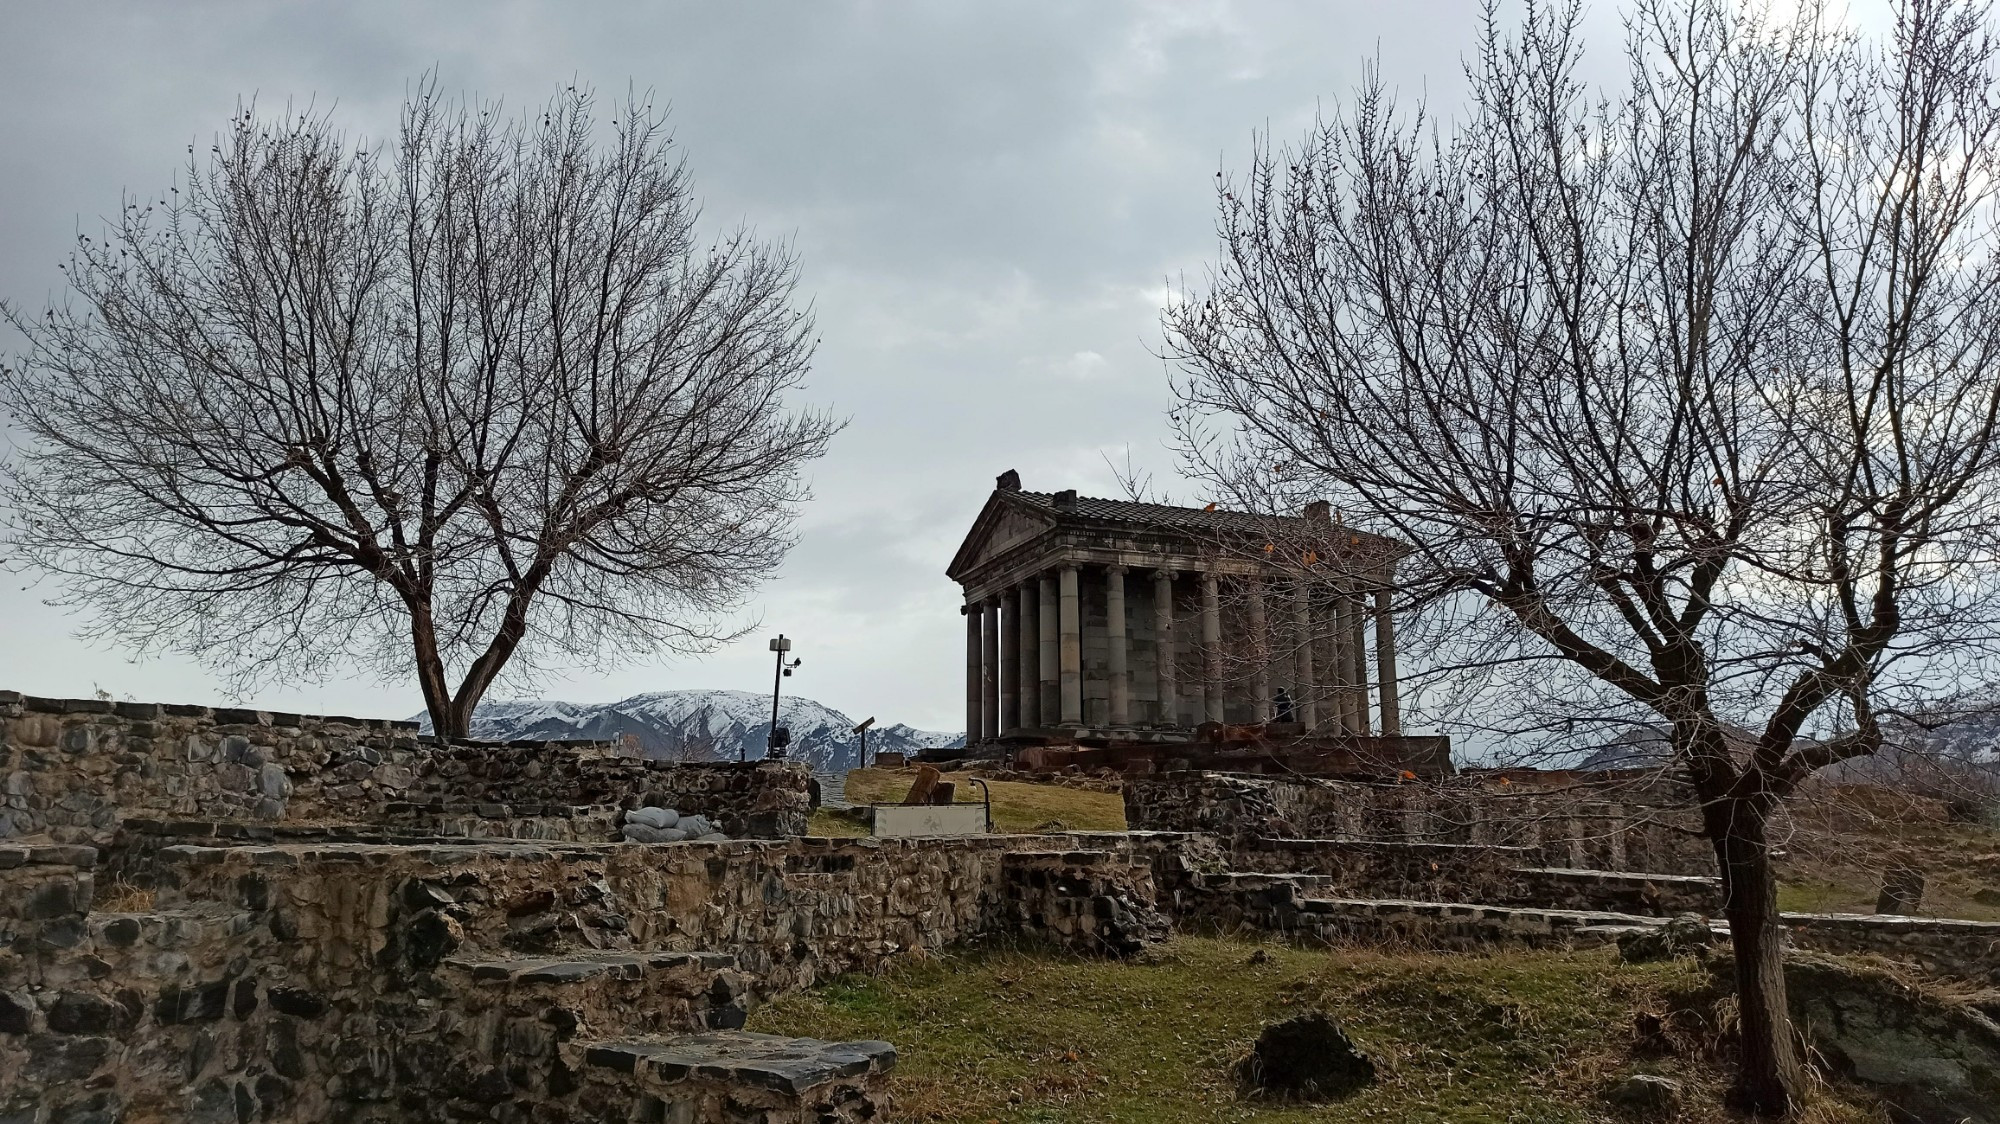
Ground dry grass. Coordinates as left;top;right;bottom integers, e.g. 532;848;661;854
91;879;155;912
1776;787;2000;922
835;767;1127;834
753;934;1889;1124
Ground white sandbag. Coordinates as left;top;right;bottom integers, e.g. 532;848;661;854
624;806;676;829
677;815;713;838
622;823;665;843
654;827;689;842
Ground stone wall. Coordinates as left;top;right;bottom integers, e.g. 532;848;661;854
2;831;1190;1122
998;850;1170;956
0;692;423;843
1783;913;2000;986
408;743;811;837
0;692;810;845
1124;770;1713;876
146;833;1189;999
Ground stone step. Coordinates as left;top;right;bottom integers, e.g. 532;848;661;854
1206;861;1718;918
448;949;737;983
1201;871;1337;891
1002;849;1121;864
1293;896;1665;947
579;1031;895;1123
443;950;751;1034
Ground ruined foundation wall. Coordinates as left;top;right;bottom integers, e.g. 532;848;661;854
5;832;1191;1123
0;692;811;845
1124;771;1712;876
408;744;811;837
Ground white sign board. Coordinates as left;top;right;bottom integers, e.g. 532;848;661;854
872;803;989;838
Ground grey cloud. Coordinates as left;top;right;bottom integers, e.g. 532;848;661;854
0;0;1695;729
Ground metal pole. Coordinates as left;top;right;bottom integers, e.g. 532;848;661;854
768;634;785;761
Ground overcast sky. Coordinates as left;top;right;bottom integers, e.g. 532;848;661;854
0;1;1879;731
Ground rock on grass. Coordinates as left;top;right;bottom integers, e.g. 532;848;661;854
1235;1011;1376;1101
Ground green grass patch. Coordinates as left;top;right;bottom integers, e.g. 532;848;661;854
751;935;1882;1123
834;768;1127;834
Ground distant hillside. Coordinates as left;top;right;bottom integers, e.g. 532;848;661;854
413;690;961;773
1572;717;2000;800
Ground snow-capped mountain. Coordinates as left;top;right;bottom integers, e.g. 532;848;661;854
413;690;962;773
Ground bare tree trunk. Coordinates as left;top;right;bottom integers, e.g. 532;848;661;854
408;600;460;741
1710;797;1805;1115
442;581;542;744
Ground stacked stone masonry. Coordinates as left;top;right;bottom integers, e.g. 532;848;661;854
4;688;1996;1122
1125;770;1715;876
0;691;810;845
1;832;1189;1123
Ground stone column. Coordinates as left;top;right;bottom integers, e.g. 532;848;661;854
1000;587;1021;734
1058;564;1083;725
982;598;1001;742
1248;580;1270;722
1038;573;1059;724
1332;589;1358;734
1348;586;1372;737
1106;565;1130;727
964;604;982;743
1201;571;1223;724
1154;569;1177;726
1019;584;1040;729
1292;581;1317;729
1375;586;1401;736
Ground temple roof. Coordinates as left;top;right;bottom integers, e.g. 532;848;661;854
1006;490;1317;534
946;471;1403;584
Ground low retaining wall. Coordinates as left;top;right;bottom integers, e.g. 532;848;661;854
1125;771;1713;875
0;692;421;842
408;745;812;837
3;832;1192;1122
1784;913;2000;986
1221;838;1722;915
0;692;810;844
1181;869;1998;982
144;833;1197;1000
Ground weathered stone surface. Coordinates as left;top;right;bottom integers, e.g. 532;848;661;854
1236;1011;1375;1100
1603;1073;1685;1116
1784;953;2000;1124
1127;770;1714;876
582;1031;895;1121
1617;914;1713;963
0;993;31;1035
266;988;328;1019
46;993;133;1036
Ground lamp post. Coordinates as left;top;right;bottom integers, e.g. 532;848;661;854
764;634;801;761
852;716;875;769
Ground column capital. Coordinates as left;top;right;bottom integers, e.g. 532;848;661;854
1106;563;1128;576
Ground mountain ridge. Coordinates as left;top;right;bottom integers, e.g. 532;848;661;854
412;689;962;773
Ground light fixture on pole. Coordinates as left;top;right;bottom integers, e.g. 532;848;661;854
764;634;801;761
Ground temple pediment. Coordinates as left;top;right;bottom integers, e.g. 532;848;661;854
946;493;1055;581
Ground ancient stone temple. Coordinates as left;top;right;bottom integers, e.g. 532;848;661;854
946;470;1406;747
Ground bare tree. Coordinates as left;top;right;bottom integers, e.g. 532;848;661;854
1163;0;2000;1112
1;81;839;739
